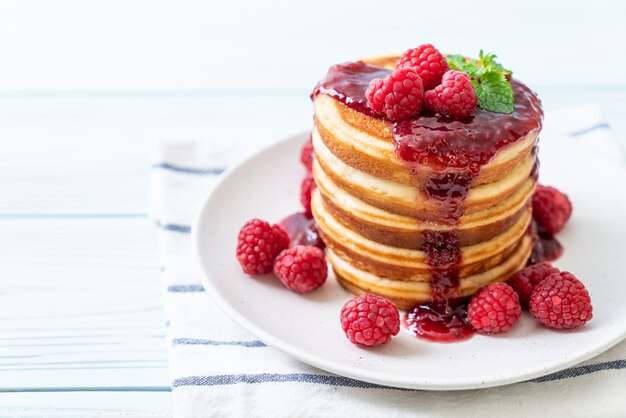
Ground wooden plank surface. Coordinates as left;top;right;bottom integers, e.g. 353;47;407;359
0;95;311;215
0;218;170;390
0;391;172;417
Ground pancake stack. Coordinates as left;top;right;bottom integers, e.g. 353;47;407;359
310;56;543;309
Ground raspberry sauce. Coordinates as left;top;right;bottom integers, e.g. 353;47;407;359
393;81;542;172
279;212;325;249
405;302;474;343
312;61;391;117
313;61;543;342
527;220;563;265
421;230;462;300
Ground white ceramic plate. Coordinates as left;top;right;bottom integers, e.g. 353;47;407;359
194;130;626;390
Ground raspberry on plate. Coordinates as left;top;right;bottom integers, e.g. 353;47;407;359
529;271;592;329
365;67;424;121
236;219;290;275
300;174;315;217
423;70;477;119
467;282;521;334
508;262;560;308
340;294;400;347
532;184;573;234
273;245;327;293
396;44;449;90
300;138;314;172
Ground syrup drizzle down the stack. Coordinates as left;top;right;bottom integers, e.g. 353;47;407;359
312;61;545;342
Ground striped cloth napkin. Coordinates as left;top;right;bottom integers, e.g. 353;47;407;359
150;106;625;418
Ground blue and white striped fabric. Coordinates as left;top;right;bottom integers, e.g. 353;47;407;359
150;106;625;418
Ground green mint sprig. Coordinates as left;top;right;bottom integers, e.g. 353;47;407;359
445;50;514;114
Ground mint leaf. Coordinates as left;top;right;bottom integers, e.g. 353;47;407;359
445;54;484;77
472;71;514;113
478;50;511;75
446;50;514;113
446;54;469;71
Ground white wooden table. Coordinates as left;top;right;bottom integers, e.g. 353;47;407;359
0;1;624;416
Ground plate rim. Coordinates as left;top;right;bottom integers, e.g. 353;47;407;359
192;130;626;391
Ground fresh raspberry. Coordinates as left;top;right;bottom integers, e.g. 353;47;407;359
340;294;400;347
236;219;290;275
396;44;449;90
467;282;521;334
273;245;327;293
508;262;560;308
423;70;477;119
300;174;315;217
300;138;314;172
532;185;573;234
529;272;592;329
365;67;424;121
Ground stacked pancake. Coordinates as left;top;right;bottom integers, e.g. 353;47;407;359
310;56;542;309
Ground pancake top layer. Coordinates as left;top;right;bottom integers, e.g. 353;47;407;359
311;59;543;173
